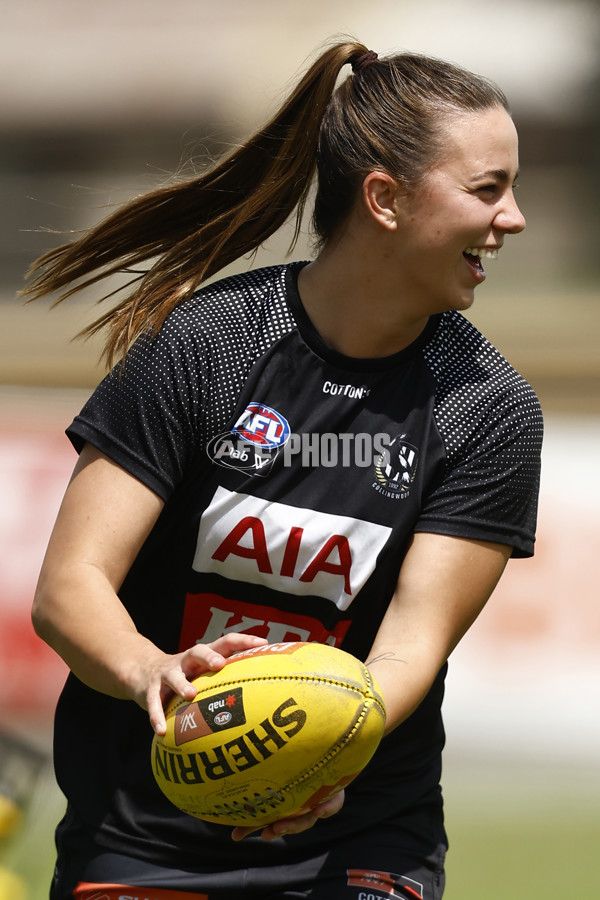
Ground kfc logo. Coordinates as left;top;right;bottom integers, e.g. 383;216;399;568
178;595;351;651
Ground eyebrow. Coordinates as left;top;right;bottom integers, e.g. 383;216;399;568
473;168;520;183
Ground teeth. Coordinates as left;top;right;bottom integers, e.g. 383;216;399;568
465;247;499;260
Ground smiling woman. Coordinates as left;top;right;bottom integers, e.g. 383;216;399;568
21;40;542;900
299;104;527;345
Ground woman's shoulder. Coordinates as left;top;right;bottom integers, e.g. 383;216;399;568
426;311;536;393
121;263;299;393
164;264;292;337
424;310;542;432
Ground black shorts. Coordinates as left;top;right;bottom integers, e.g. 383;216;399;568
50;827;446;900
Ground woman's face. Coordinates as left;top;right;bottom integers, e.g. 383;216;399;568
393;105;525;315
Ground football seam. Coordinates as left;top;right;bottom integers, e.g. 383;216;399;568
175;674;386;717
191;673;376;696
282;698;378;790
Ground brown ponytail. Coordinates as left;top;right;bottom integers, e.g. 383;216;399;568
21;40;370;366
22;40;509;367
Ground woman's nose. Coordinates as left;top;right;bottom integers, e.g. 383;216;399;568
497;191;526;234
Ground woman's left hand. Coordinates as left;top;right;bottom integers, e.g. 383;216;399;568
230;789;345;842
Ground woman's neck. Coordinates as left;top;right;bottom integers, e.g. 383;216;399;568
297;247;430;359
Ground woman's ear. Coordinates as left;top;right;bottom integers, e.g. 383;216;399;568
362;171;400;231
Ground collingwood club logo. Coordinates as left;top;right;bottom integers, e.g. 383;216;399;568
373;435;419;500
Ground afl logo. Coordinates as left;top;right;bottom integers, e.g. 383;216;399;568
214;711;232;726
373;435;419;500
232;402;290;449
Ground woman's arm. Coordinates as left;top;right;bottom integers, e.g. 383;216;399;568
366;531;512;733
235;531;511;843
32;443;267;734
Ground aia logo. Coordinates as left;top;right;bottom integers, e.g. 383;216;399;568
232;402;290;449
193;487;392;609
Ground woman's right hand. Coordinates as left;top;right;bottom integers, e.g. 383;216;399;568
133;633;269;735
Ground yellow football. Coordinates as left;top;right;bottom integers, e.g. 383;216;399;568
151;641;386;827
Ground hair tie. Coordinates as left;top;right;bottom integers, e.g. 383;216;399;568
352;50;379;73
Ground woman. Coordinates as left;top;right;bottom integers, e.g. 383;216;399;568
25;40;542;900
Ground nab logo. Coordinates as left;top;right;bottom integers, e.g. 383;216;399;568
207;431;279;474
199;688;246;731
232;402;290;449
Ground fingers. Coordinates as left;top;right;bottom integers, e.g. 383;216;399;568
230;824;263;842
310;789;345;819
147;690;168;736
148;633;269;733
179;633;269;678
231;789;345;842
148;662;197;734
207;633;269;658
231;810;319;843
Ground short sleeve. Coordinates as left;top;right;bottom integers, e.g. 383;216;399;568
415;314;543;558
66;265;297;499
67;315;210;499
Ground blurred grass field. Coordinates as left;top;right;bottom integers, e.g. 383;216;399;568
1;755;598;899
446;812;600;899
442;757;600;898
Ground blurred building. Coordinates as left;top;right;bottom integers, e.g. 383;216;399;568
0;0;598;409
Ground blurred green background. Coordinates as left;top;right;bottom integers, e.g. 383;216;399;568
1;2;598;898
